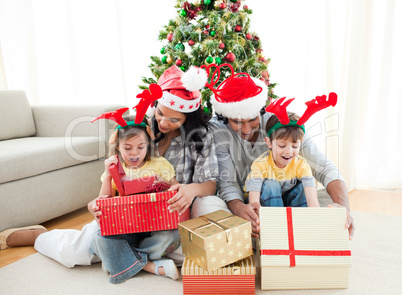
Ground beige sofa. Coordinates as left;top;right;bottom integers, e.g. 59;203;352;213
0;90;126;231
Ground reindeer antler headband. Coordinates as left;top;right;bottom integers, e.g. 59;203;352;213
91;84;163;137
265;92;338;138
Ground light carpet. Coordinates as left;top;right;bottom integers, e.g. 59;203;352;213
1;210;402;295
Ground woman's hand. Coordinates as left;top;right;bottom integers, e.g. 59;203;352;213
87;195;111;224
167;184;195;215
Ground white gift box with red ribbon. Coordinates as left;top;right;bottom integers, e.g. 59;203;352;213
258;207;352;290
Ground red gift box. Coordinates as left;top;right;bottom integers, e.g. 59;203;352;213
96;190;190;236
108;160;156;196
182;256;256;295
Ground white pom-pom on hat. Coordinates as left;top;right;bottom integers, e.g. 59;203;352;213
181;66;208;92
146;106;155;118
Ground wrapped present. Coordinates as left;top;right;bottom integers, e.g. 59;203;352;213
108;160;157;196
258;207;352;290
97;190;190;236
182;256;256;295
178;210;253;272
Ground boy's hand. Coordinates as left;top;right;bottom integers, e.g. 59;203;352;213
87;195;111;224
167;184;194;215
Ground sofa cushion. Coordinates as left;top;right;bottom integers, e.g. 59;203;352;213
0;137;106;184
0;91;36;140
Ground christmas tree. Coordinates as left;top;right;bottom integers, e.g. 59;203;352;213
141;0;277;116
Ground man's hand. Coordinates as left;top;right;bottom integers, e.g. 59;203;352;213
228;199;260;238
328;203;355;240
326;180;355;239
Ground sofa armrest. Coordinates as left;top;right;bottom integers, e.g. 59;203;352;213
31;105;127;141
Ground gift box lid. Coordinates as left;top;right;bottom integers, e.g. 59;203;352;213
179;210;251;249
182;255;256;276
97;190;176;207
260;207;352;267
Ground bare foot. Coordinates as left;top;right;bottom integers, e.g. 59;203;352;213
6;228;47;247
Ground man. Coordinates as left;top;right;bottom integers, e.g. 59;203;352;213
192;64;354;239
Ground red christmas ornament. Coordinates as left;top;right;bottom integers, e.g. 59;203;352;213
244;5;248;10
235;25;242;32
188;39;195;46
176;59;182;66
245;33;252;40
219;3;226;9
167;33;173;42
258;57;266;63
225;52;236;63
219;42;225;49
228;0;241;12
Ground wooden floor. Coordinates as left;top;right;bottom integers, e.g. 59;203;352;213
1;189;401;268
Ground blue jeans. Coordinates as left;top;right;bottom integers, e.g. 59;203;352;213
259;179;307;207
90;229;180;284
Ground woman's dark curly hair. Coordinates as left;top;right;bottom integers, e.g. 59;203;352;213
152;101;209;154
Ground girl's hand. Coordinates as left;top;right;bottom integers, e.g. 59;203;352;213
104;155;118;177
87;195;111;224
167;184;195;215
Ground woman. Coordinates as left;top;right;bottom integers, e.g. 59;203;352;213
0;65;219;273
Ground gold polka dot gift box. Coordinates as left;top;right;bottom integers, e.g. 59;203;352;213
96;191;190;236
258;207;352;290
182;255;255;295
178;210;253;272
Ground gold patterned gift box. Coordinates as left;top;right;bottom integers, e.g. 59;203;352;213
182;255;256;295
178;210;253;272
258;207;352;290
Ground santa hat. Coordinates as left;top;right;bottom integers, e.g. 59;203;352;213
203;64;268;119
154;65;208;113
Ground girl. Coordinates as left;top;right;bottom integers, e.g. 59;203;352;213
1;65;219;274
89;113;181;284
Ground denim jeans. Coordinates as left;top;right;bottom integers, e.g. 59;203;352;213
259;179;307;207
90;229;180;284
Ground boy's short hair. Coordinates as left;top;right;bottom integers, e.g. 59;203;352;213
265;112;305;142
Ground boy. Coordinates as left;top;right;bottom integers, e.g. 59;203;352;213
244;112;320;212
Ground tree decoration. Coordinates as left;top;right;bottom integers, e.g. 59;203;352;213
167;33;173;42
175;43;185;51
204;0;211;5
180;9;187;16
205;56;214;64
228;0;241;12
142;0;277;116
225;52;236;62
